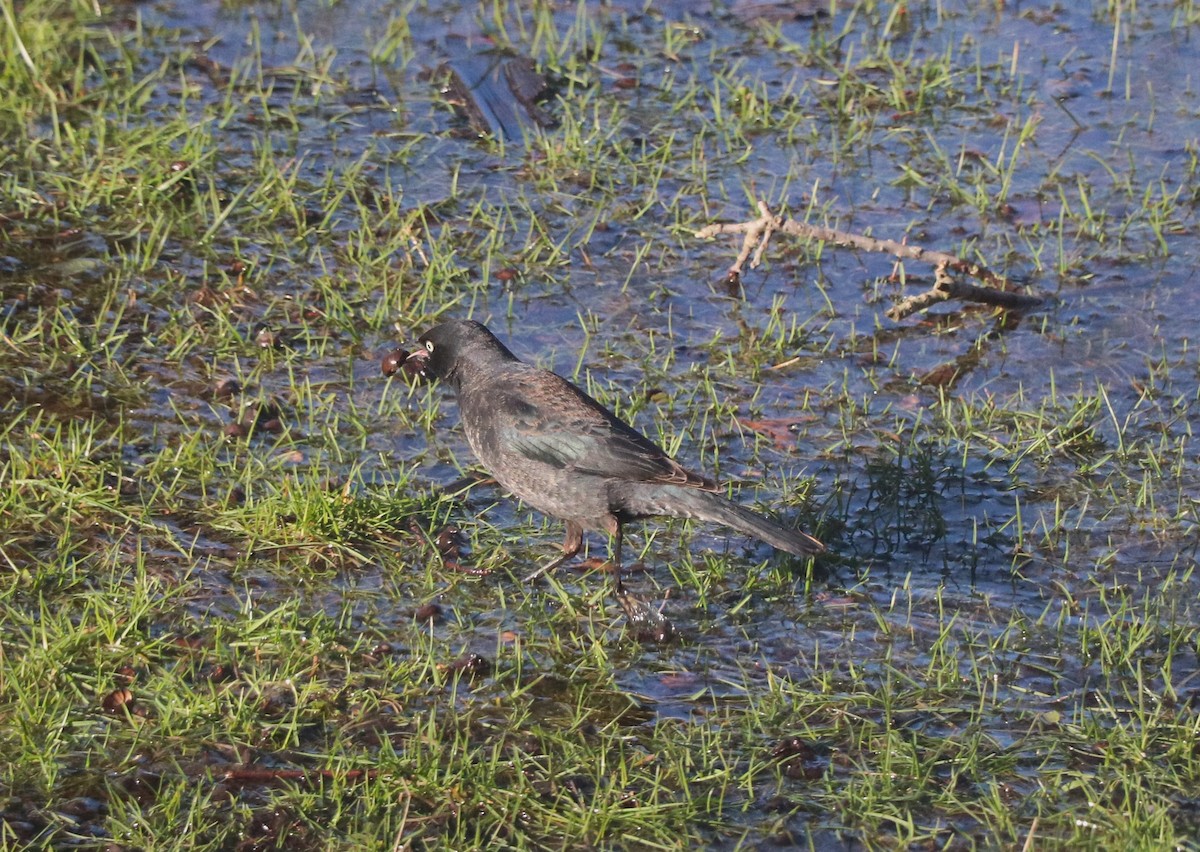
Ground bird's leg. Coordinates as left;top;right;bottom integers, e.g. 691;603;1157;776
610;522;625;596
522;521;583;583
609;524;673;642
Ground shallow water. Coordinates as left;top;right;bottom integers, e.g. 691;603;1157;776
117;0;1200;696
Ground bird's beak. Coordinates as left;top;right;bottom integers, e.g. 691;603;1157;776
381;346;433;381
402;347;431;379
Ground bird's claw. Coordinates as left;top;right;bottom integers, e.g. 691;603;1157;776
617;592;675;644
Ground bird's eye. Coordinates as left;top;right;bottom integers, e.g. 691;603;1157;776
425;340;434;352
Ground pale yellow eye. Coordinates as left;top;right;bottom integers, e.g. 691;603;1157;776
425;340;434;352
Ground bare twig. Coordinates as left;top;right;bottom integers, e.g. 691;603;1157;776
884;263;1039;321
695;200;1041;319
707;200;778;284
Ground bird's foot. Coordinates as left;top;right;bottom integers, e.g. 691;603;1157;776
616;591;675;644
522;553;570;584
523;556;635;584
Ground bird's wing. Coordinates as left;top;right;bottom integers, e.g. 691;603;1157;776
489;372;715;489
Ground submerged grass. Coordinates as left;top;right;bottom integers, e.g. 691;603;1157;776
3;0;1200;848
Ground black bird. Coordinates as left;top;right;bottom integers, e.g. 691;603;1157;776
404;319;824;593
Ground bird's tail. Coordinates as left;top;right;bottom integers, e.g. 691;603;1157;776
618;484;824;557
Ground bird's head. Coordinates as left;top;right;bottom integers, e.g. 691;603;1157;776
402;319;518;390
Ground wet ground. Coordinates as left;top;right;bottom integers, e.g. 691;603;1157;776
129;0;1198;656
